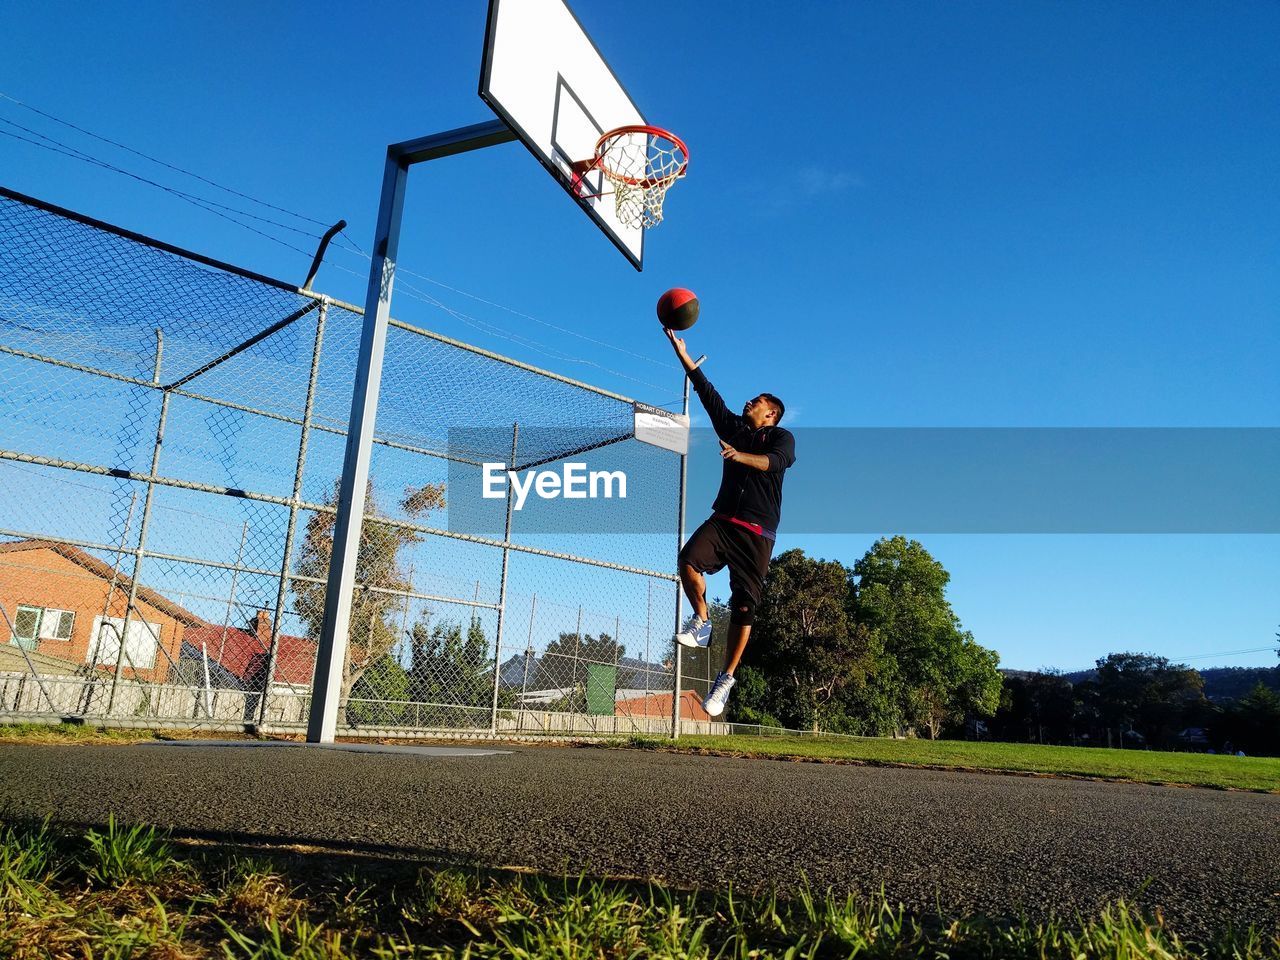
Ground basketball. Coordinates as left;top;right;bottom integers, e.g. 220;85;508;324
657;288;699;330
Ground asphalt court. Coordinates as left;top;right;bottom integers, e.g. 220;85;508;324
0;742;1275;937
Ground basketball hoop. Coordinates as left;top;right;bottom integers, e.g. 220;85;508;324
572;125;688;229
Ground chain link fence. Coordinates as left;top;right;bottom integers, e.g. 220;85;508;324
0;186;719;738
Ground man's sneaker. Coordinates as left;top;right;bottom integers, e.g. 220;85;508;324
674;614;712;648
702;671;736;717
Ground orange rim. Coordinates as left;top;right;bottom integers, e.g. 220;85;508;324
593;125;689;188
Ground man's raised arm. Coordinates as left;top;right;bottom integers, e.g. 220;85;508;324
665;328;740;440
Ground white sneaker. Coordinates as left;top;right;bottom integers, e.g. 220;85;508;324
674;614;712;648
702;672;736;717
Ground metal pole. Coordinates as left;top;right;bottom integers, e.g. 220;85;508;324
671;375;691;738
262;302;325;727
107;382;171;715
398;564;415;664
489;422;518;735
520;593;537;731
307;122;515;744
306;153;407;744
572;605;583;715
645;579;652;695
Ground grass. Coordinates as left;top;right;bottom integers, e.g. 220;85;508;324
624;734;1280;793
0;817;1275;959
0;721;233;745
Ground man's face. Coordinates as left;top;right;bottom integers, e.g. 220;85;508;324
743;395;776;427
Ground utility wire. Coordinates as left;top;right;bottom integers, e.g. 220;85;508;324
0;123;318;261
0;118;321;241
0;90;329;227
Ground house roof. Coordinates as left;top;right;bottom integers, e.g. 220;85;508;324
183;623;315;686
178;641;248;689
0;540;204;626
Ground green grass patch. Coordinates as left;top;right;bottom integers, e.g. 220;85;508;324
0;721;236;745
0;817;1275;958
649;734;1280;792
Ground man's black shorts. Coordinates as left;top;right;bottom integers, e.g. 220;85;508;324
678;516;773;625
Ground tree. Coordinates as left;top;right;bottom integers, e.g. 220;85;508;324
293;478;445;709
740;549;868;731
535;631;625;714
1094;652;1205;749
1213;682;1280;757
348;654;410;726
851;537;1001;738
543;631;625;666
408;616;493;710
989;670;1077;744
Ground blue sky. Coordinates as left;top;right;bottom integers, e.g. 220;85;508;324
2;1;1277;671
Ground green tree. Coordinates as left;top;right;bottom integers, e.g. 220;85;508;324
852;536;1001;738
543;631;625;665
1212;682;1280;757
1094;652;1205;749
726;665;782;727
743;549;874;731
293;478;445;708
408;616;493;711
348;654;410;726
998;670;1077;744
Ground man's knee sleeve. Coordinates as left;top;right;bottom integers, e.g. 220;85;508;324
728;597;756;626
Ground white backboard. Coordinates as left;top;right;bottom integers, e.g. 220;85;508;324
480;0;647;270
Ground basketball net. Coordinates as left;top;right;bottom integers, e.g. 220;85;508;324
591;126;688;229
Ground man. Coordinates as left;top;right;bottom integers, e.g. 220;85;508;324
666;327;796;717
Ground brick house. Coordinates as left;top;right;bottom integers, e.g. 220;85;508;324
0;540;200;682
184;610;316;691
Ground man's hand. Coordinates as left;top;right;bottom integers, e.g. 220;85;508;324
665;327;691;361
720;439;770;471
665;328;706;375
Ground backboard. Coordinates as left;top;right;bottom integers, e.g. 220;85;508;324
479;0;648;270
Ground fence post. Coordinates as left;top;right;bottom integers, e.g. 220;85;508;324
262;301;327;728
106;338;171;715
670;374;690;739
489;422;518;735
572;605;583;716
519;593;537;733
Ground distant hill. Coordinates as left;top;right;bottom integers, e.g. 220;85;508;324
1011;665;1280;702
1198;666;1280;701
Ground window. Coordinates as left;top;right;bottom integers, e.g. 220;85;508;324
89;616;161;670
11;605;41;651
8;605;76;650
39;608;75;641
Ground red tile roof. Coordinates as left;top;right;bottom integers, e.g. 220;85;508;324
184;621;315;687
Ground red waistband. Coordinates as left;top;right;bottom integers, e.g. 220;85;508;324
713;513;770;538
